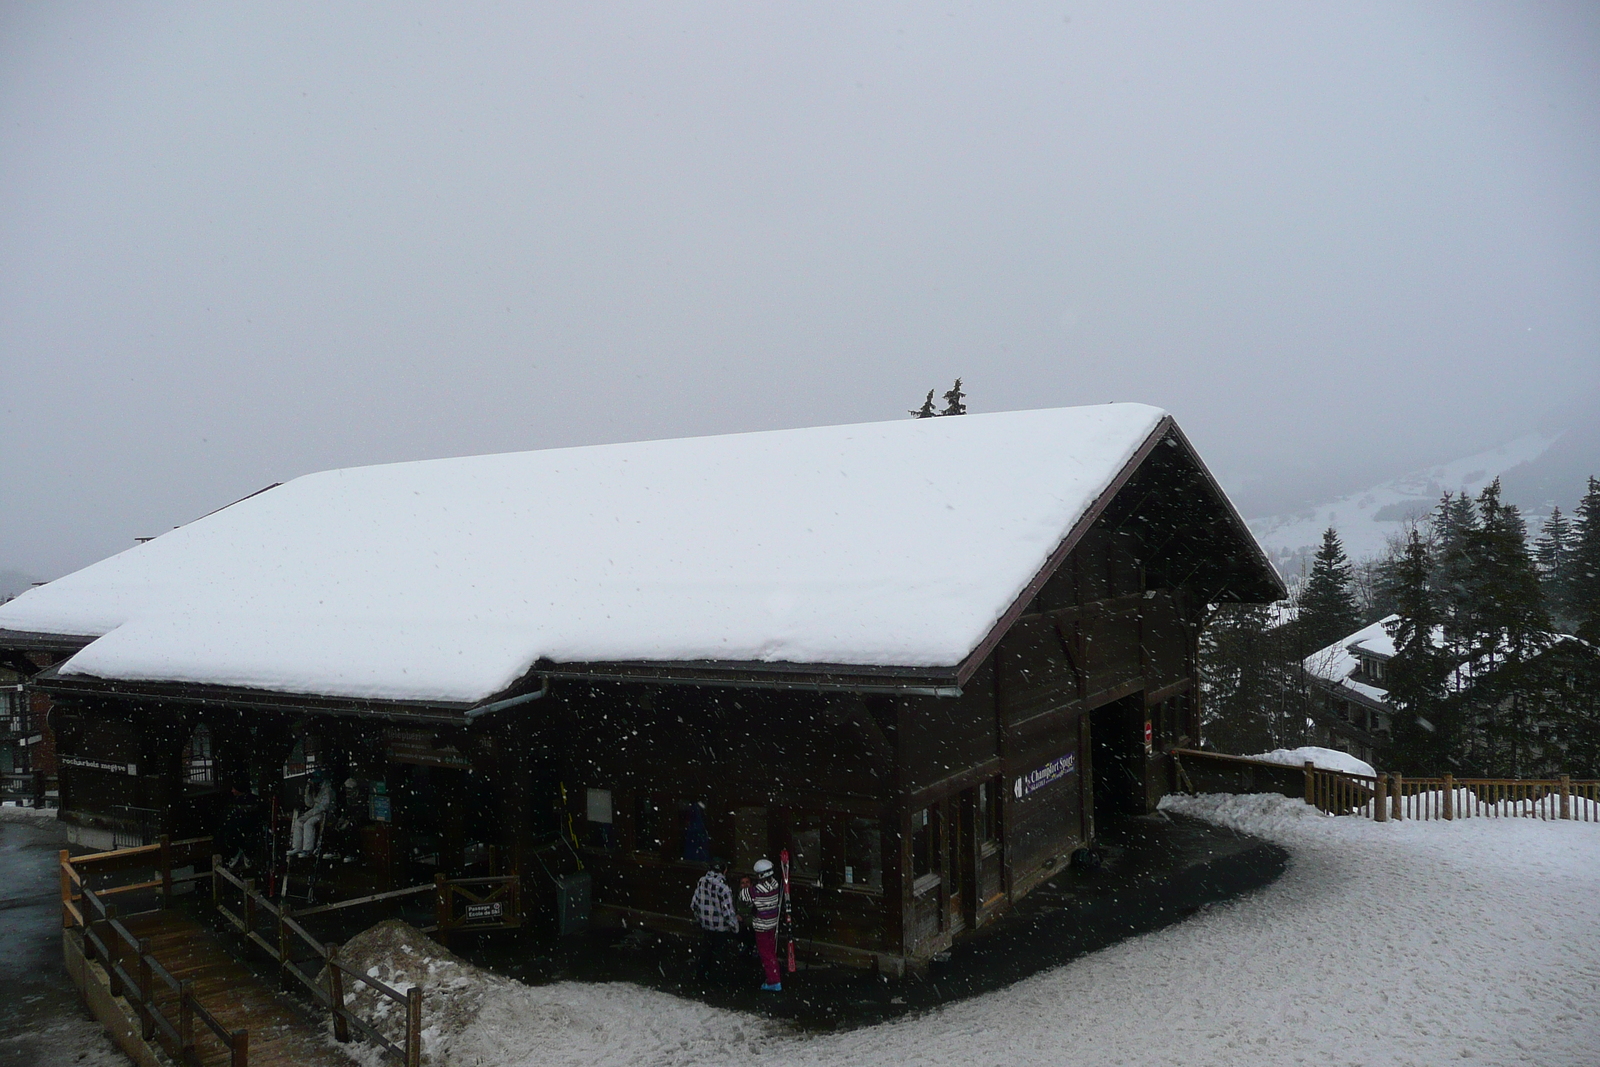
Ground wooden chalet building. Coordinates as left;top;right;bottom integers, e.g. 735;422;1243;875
0;405;1281;973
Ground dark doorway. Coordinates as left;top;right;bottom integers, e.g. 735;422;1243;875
1090;694;1146;821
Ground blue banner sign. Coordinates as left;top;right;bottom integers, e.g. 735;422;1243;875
1013;752;1077;798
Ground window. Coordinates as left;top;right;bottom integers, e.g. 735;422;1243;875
0;685;23;734
182;724;215;785
789;814;823;884
584;788;614;850
976;780;1000;847
911;806;938;879
283;736;319;779
844;819;882;890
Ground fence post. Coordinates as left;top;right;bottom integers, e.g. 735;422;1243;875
178;979;195;1056
1560;775;1571;820
1304;761;1315;808
59;850;73;930
212;854;222;908
278;901;291;990
1442;773;1454;820
243;878;256;935
229;1028;248;1067
1374;773;1387;822
405;986;422;1067
104;903;122;998
327;943;350;1042
435;873;450;950
1391;774;1403;821
137;940;155;1041
159;834;172;907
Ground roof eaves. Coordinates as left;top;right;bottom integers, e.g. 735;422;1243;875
32;665;477;724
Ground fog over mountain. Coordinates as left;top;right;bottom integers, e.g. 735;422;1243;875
2;3;1597;583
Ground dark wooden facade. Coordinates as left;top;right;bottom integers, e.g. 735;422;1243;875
11;419;1282;972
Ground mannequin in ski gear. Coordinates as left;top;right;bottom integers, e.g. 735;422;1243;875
743;857;783;991
690;858;739;983
289;770;335;857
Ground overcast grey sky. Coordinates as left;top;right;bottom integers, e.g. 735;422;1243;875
3;1;1597;583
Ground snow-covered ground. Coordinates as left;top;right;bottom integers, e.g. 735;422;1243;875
333;795;1600;1067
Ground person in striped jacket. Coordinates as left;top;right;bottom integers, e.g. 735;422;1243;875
741;857;783;991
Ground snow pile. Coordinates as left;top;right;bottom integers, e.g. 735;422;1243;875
0;803;58;823
326;920;776;1067
0;405;1172;703
325;800;1600;1067
1244;746;1376;778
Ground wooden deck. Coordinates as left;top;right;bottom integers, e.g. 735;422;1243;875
112;910;352;1067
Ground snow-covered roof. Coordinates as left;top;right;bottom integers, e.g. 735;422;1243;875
1303;617;1394;684
1303;616;1592;709
0;404;1256;706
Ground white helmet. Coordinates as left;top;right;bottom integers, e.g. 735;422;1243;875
753;858;774;876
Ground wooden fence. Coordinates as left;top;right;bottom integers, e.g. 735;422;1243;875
212;863;424;1067
1170;749;1600;824
61;837;247;1067
433;872;522;947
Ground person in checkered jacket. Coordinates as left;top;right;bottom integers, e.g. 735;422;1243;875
691;857;739;984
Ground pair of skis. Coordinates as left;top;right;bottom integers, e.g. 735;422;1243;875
779;848;796;973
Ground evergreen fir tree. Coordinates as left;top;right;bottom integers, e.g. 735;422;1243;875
1572;476;1600;644
1384;530;1449;771
1534;507;1576;628
909;390;938;419
941;378;967;416
1295;528;1361;651
1199;603;1307;754
1460;480;1549;775
1431;491;1480;675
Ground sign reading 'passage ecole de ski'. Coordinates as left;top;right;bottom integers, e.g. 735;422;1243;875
1013;752;1076;798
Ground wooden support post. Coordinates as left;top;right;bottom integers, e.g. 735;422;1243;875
327;944;350;1042
278;902;291;990
243;879;256;934
1560;775;1572;820
435;873;450;950
1442;773;1454;820
1391;774;1403;821
178;979;195;1056
104;904;121;998
137;940;155;1041
229;1028;248;1067
405;986;422;1067
1304;761;1315;808
212;854;223;908
1374;773;1388;822
159;834;173;907
59;850;73;929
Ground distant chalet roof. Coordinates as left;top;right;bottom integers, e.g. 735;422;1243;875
0;404;1280;713
1303;616;1594;712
